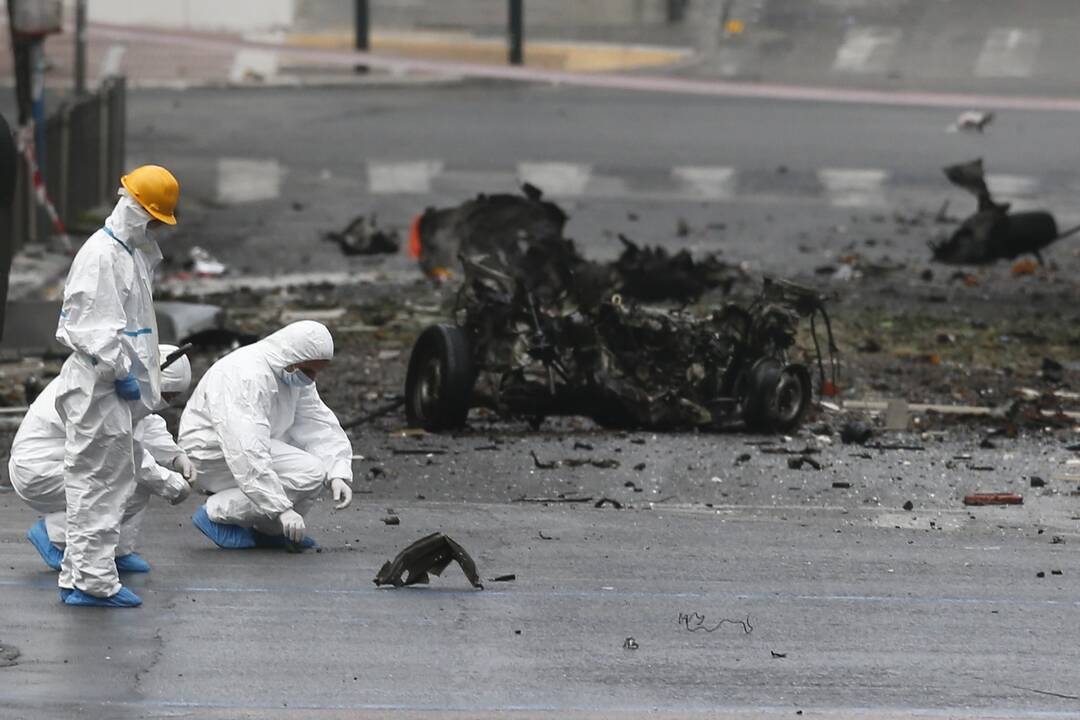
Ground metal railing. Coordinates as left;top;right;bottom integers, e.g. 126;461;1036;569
11;75;126;251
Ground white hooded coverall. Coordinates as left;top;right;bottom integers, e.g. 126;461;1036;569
53;193;164;597
179;321;353;535
8;350;192;554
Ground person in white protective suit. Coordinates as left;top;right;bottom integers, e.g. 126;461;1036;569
179;321;354;550
53;165;180;608
9;345;195;574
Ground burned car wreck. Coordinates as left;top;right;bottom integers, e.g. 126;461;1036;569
404;241;836;434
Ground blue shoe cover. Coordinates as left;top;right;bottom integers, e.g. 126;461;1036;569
252;529;318;551
115;552;151;573
192;506;255;549
63;586;142;608
27;519;63;570
59;588;73;602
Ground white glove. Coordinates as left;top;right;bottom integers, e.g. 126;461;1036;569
168;480;191;506
330;477;353;510
173;453;197;484
278;509;306;543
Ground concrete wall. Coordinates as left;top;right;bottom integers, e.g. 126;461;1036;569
87;0;296;32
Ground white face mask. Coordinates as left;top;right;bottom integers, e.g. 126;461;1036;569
281;368;315;388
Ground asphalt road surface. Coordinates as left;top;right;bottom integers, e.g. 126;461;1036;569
2;78;1080;719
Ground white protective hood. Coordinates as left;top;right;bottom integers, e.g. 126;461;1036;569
259;321;335;373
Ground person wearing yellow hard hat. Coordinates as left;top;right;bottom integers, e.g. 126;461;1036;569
52;165;181;608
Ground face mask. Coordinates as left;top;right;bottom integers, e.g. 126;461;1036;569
281;368;315;388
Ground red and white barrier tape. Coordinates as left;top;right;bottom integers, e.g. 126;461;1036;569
15;124;66;236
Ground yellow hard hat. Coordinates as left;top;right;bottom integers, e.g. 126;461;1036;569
121;165;180;225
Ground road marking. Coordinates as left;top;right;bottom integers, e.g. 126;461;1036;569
229;48;279;83
818;168;888;207
671;166;736;200
99;44;126;79
367;161;444;194
987;173;1039;199
517;162;592;197
832;26;901;74
975;28;1040;78
216;158;282;204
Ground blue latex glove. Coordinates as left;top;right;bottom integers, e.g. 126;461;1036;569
114;373;141;401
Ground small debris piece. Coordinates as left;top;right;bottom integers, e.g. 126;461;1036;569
624;480;642;492
1030;477;1046;488
787;456;822;471
515;495;592;504
0;643;20;668
832;481;851;489
374;532;483;589
530;451;558;469
623;637;639;650
1051;570;1063;576
979;437;997;449
1051;536;1064;544
323;214;400;256
564;457;620;469
573;441;594;451
186;246;228;276
840;421;873;445
1036;571;1046;578
537;530;555;540
903;500;914;511
735;453;752;465
381;516;400;526
594;498;623;509
678;612;753;634
633;462;646;472
963;493;1023;506
770;650;787;659
1011;258;1038;276
487;574;516;582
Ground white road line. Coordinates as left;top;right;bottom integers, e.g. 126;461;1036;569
228;48;279;84
818;168;888;208
216;158;283;204
987;173;1039;199
832;26;901;74
99;44;126;79
367;161;444;194
517;162;592;197
975;28;1040;78
671;166;736;200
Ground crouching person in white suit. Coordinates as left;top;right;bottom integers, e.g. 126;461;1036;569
9;344;195;573
179;321;354;551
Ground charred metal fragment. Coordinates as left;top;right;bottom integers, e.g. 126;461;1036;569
931;159;1080;264
374;532;483;590
324;214;400;255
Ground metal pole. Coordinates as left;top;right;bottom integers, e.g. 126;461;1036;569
354;0;369;73
508;0;523;65
74;0;87;95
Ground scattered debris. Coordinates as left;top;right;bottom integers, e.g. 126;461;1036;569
623;637;639;650
487;574;516;582
930;158;1080;265
594;497;623;509
832;481;851;489
677;612;753;634
787;456;822;471
381;515;400;526
515;495;592;504
374;532;483;589
186;246;229;276
947;110;994;133
324;215;400;256
963;493;1023;506
537;530;555;540
0;643;19;668
840;420;873;445
770;650;787;659
902;500;914;511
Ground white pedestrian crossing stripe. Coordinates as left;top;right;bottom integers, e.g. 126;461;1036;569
987;174;1039;199
975;28;1040;78
367;161;445;194
832;26;901;74
818;168;888;208
671;166;736;200
217;158;283;204
517;162;592;197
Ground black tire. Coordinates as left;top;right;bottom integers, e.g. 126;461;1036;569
743;359;812;433
404;324;475;431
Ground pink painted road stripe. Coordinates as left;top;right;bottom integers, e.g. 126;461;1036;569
88;22;1080;113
